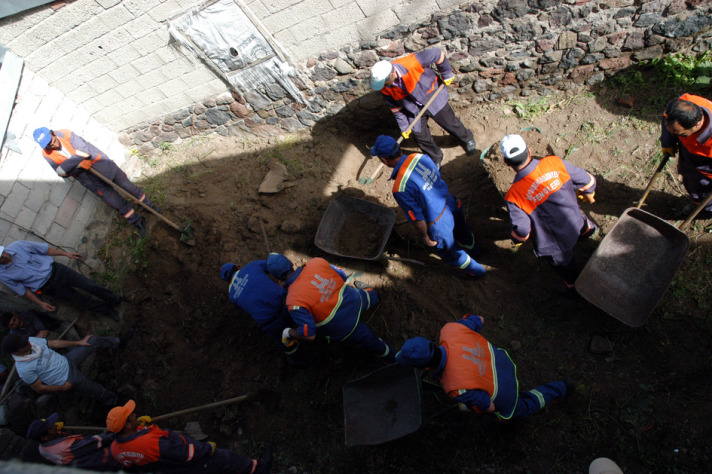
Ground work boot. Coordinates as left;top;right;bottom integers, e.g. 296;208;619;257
258;444;274;473
465;139;477;156
135;216;147;238
353;280;372;290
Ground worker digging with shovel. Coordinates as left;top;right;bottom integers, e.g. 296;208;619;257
33;127;160;238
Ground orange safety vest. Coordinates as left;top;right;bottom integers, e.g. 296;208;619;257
286;258;347;327
676;94;712;176
41;129;101;168
439;322;496;400
504;156;572;215
381;54;438;102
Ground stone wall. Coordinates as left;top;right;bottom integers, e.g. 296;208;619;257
126;0;712;151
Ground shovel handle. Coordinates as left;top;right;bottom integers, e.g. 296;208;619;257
87;168;181;231
363;83;447;186
152;394;253;422
637;154;671;209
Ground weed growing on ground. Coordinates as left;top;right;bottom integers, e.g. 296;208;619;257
507;97;550;120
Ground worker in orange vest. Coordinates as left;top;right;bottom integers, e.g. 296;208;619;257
661;94;712;217
33;127;157;237
396;314;570;420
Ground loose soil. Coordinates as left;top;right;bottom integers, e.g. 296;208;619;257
86;73;712;473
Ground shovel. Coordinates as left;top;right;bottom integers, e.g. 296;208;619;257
359;83;446;186
87;167;196;246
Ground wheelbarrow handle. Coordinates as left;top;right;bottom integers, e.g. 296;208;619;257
363;83;447;185
637;153;671;209
88;168;181;232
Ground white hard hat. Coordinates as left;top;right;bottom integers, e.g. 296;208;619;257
371;60;393;91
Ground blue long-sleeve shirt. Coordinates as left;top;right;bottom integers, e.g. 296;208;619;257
0;241;53;295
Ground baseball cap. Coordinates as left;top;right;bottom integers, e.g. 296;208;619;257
266;253;293;280
106;399;136;433
33;127;52;149
370;135;400;159
1;334;29;354
370;60;393;91
500;134;529;164
396;337;438;367
27;413;60;441
220;263;238;281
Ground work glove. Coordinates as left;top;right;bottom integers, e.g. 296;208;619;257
208;441;217;455
661;147;675;156
282;328;296;347
443;77;454;86
54;421;64;430
401;130;411;140
137;415;152;427
78;159;93;170
577;190;595;203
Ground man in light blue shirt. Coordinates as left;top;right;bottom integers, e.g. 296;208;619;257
1;333;120;406
0;240;121;321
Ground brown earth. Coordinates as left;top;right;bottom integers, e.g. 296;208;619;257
82;73;712;473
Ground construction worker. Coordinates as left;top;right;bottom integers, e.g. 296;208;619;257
107;399;272;473
396;313;570;420
27;412;122;471
0;240;122;320
1;333;122;406
266;253;396;363
501;134;597;289
32;127;157;238
661;94;712;216
220;260;305;366
370;48;477;167
370;135;485;278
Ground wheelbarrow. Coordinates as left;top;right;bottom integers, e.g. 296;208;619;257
575;164;712;327
343;364;422;447
315;195;424;265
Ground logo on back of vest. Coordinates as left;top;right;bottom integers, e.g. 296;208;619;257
232;275;248;297
461;344;487;376
311;274;337;302
416;161;437;191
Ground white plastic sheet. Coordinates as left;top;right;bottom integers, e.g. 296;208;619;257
169;0;305;103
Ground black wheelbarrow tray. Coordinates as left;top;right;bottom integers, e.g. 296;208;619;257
575;208;690;327
315;194;395;260
343;364;422;447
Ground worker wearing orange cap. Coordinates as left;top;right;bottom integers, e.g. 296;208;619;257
107;400;272;473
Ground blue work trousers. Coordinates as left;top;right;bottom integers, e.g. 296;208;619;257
507;381;567;420
430;197;484;276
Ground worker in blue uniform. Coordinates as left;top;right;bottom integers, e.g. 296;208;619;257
220;260;304;365
370;135;485;278
396;314;569;420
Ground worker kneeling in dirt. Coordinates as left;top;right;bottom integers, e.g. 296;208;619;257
501;134;597;290
27;412;122;471
397;314;571;420
370;135;485;278
220;260;306;366
267;253;396;363
107;399;273;473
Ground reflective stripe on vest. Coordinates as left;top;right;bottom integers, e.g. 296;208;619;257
677;94;712;177
439;322;497;400
504;156;572;215
286;258;347;327
392;153;424;194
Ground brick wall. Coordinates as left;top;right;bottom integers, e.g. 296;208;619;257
0;0;462;132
